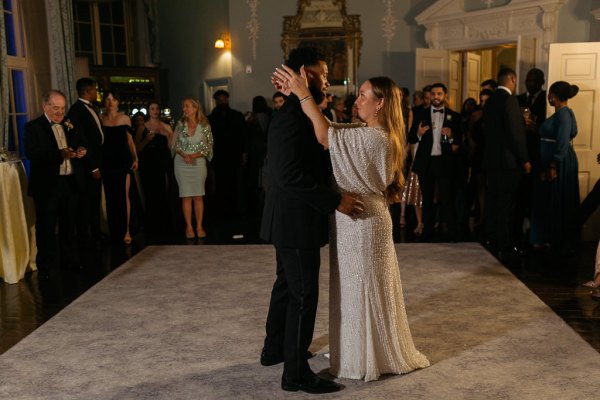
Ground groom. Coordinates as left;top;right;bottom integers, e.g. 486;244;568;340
260;47;362;394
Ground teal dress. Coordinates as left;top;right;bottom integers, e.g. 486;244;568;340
173;122;213;197
530;107;579;249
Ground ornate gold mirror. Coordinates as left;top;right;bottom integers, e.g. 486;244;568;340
282;0;362;96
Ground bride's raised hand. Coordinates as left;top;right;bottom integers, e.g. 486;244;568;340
271;73;291;96
275;65;311;99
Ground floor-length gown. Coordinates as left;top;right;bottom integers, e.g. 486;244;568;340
102;125;133;241
327;124;430;382
529;107;579;250
138;128;171;239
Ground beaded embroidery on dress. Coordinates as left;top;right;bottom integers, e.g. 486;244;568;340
327;124;430;382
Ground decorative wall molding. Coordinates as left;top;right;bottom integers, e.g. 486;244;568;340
381;0;397;53
415;0;566;69
467;20;508;40
246;0;259;61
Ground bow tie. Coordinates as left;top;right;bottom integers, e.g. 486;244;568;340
432;108;444;113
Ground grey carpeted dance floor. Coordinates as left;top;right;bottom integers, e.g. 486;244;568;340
1;243;599;399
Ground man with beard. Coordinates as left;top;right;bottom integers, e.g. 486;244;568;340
260;46;362;394
515;68;546;246
409;83;462;241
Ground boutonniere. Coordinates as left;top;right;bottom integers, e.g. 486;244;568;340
64;119;74;131
446;114;452;121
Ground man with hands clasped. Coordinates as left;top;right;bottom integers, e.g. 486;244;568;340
25;90;88;279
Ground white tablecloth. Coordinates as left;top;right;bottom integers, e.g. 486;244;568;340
0;161;36;284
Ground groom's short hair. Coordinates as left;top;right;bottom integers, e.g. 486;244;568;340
286;46;325;73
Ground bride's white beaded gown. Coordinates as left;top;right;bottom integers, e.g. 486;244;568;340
327;124;430;382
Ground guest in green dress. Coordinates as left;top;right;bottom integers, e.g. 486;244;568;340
530;81;579;253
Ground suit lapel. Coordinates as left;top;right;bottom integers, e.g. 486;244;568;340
41;117;61;150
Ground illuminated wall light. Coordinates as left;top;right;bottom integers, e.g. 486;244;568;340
214;34;231;49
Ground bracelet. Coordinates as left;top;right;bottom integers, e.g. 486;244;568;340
299;95;313;104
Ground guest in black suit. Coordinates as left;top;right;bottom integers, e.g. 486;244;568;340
482;68;531;257
515;68;547;243
409;83;462;241
24;90;87;278
208;90;247;223
260;47;362;394
517;68;547;134
67;77;104;242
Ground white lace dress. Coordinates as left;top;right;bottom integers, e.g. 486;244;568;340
327;124;430;382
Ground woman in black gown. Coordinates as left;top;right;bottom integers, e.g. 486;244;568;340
134;101;173;241
100;90;138;244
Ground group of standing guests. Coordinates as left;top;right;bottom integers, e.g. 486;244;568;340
24;77;218;279
480;68;579;257
25;75;279;280
398;68;580;257
24;68;581;279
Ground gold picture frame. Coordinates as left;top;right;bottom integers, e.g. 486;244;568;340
281;0;362;96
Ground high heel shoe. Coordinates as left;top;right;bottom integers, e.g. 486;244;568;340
185;229;195;239
196;229;207;239
123;233;132;245
413;223;424;236
583;273;600;288
400;215;406;228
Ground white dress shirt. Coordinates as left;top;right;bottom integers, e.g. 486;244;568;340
46;115;73;176
430;107;444;156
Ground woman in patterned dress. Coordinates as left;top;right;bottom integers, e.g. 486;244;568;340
172;98;213;239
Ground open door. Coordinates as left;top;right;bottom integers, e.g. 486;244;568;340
517;36;536;93
548;42;600;238
415;48;449;93
415;48;462;111
464;51;481;103
448;52;462;111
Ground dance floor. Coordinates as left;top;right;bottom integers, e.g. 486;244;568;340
1;243;599;399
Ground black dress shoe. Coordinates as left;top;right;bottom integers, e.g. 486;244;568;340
260;349;283;366
260;348;313;366
281;372;341;394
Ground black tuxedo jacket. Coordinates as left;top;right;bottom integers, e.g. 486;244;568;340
408;106;462;175
24;115;85;197
517;90;546;161
517;90;547;125
260;94;341;249
482;88;528;170
67;100;103;174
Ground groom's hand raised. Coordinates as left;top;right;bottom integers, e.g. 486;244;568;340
337;193;364;217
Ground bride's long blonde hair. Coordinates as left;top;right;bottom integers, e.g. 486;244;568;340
368;76;406;203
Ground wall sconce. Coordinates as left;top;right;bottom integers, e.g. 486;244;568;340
214;34;231;49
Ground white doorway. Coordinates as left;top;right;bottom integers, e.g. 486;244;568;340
415;44;518;111
548;42;600;238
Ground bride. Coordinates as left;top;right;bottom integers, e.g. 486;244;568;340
274;65;429;382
